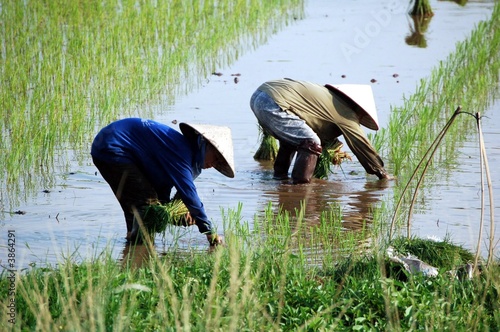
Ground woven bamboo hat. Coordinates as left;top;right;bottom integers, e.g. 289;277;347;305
179;123;235;178
325;84;380;130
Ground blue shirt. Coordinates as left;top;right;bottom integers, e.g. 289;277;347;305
91;118;212;233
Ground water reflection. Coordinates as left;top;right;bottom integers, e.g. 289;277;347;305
119;240;222;270
405;15;432;48
343;180;390;229
259;176;390;230
120;244;154;270
440;0;468;6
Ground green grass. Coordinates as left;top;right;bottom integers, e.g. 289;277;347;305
371;0;500;234
373;3;500;174
1;206;499;331
0;0;304;205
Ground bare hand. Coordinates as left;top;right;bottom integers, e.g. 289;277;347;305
183;212;196;226
377;170;395;180
206;233;224;246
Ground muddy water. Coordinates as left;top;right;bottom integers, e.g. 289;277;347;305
1;0;499;270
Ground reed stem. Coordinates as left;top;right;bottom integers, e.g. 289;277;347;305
389;106;462;240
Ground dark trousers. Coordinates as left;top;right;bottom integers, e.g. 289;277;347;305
92;157;159;236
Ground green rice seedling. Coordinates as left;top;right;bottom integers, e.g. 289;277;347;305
253;126;279;161
0;0;305;205
313;141;351;179
142;200;189;234
373;1;500;239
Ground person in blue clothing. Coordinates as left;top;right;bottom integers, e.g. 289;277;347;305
91;118;235;246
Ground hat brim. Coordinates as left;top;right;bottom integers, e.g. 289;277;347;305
179;123;235;178
325;84;379;131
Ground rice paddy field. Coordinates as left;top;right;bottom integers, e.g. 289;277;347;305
2;0;497;266
1;0;500;329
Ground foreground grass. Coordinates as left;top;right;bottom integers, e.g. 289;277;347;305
1;209;499;331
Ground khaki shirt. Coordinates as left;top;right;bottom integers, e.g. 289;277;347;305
258;78;386;176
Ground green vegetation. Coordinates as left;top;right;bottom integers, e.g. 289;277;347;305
253;127;279;161
372;0;500;233
2;0;500;330
313;141;351;180
143;200;190;234
1;207;499;331
0;0;304;204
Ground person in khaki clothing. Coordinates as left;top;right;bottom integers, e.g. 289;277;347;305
250;78;392;184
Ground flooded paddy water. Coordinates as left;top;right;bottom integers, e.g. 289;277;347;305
1;0;499;270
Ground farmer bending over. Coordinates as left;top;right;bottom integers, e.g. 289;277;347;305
250;78;392;184
91;118;235;246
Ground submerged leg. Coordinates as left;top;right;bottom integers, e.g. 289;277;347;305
291;140;322;184
273;141;297;180
92;157;158;243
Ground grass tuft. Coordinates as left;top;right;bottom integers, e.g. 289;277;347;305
253;127;279;161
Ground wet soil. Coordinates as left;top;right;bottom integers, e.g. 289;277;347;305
1;0;499;269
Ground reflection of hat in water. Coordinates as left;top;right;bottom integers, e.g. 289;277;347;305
325;84;380;130
179;123;235;178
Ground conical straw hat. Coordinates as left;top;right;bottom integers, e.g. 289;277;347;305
179;123;235;178
325;84;380;130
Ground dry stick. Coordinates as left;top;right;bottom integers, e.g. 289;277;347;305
476;113;496;266
482;140;496;267
406;107;463;239
389;106;462;240
474;112;485;272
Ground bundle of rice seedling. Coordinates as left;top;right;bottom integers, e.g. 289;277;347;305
253;126;278;161
142;200;190;234
313;141;352;179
